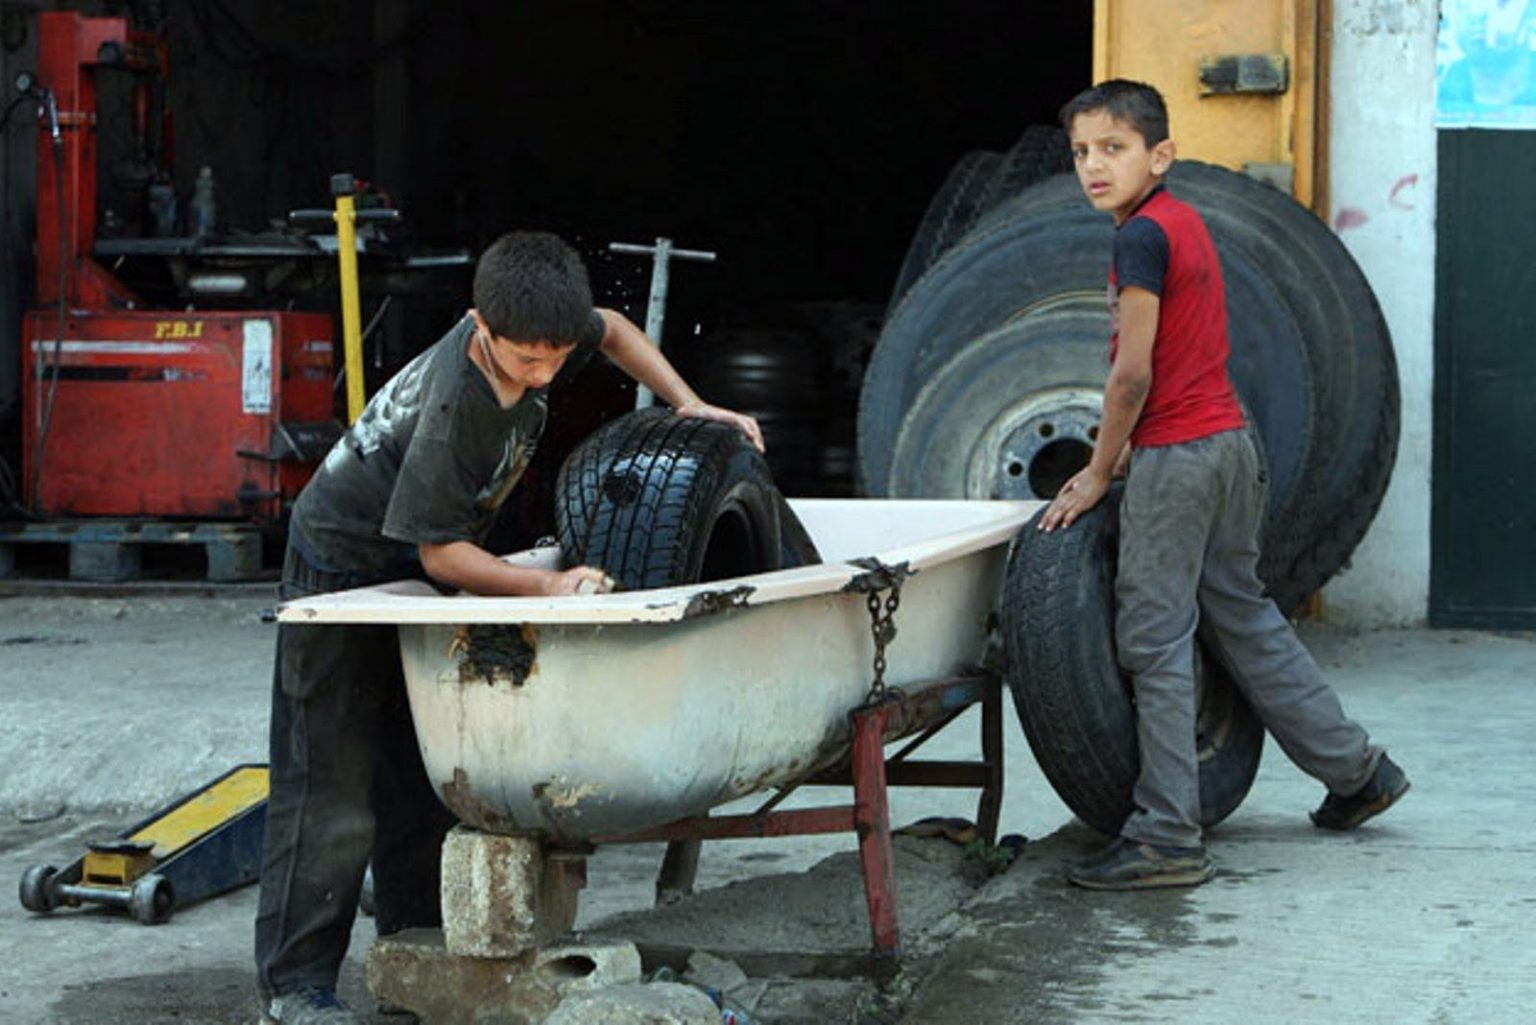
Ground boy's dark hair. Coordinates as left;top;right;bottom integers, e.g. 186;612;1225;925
1059;79;1169;146
473;231;594;345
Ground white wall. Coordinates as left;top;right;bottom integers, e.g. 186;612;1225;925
1321;0;1439;627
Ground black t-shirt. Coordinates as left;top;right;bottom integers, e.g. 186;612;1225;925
290;311;604;577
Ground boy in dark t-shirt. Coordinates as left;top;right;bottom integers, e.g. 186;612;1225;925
255;232;762;1024
1038;81;1408;890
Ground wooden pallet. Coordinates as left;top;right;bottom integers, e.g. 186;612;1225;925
0;521;263;583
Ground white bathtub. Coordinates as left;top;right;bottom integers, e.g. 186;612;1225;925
278;498;1040;840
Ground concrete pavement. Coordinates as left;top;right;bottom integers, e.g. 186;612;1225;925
903;627;1536;1024
1;592;1532;1023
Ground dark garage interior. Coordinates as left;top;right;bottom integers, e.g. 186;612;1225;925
0;0;1090;551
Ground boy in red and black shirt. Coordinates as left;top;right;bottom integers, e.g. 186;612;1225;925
1040;80;1408;889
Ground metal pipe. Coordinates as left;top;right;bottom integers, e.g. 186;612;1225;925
56;883;131;907
608;238;717;409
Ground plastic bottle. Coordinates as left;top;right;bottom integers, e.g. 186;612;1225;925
190;166;216;237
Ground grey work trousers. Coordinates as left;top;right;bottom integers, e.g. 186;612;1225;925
1115;427;1380;848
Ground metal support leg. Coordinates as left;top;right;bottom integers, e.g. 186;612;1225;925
597;673;1001;972
851;701;899;959
977;676;1004;845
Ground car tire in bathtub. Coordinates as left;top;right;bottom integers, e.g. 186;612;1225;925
555;408;817;591
1001;485;1264;836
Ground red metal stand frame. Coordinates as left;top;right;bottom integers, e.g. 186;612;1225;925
594;670;1004;963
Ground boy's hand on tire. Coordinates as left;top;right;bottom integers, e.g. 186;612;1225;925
1040;466;1109;532
675;402;766;453
545;566;616;596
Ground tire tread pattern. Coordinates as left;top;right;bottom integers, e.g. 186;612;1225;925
556;410;818;591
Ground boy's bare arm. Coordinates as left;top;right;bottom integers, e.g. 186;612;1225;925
594;308;765;452
1040;286;1158;531
419;540;611;596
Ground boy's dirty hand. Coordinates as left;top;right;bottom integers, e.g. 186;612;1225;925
545;566;616;596
1039;467;1109;533
676;402;766;453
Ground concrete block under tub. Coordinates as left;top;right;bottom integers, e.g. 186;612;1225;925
441;826;582;958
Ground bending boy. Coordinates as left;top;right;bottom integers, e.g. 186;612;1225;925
256;231;761;1023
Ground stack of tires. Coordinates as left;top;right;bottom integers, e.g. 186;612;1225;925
681;328;828;496
680;303;886;497
863;152;1400;835
863;159;1399;616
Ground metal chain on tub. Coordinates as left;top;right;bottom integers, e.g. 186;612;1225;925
849;557;909;705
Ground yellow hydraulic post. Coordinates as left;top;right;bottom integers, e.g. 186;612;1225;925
286;178;403;423
331;174;367;424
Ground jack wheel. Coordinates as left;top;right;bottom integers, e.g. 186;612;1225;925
19;864;59;913
129;873;175;925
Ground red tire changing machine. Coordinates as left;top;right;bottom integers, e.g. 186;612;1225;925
15;11;334;569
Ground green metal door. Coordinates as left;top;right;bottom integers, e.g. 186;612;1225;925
1432;130;1536;628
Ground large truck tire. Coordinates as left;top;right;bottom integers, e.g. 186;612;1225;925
555;409;817;591
1002;487;1264;836
889;128;1073;310
982;124;1074;211
889;150;1003;308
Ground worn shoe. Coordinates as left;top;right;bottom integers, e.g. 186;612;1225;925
1066;838;1215;890
259;986;364;1025
1311;753;1410;831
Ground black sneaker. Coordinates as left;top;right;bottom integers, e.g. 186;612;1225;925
1066;838;1214;890
1311;753;1410;831
259;986;363;1025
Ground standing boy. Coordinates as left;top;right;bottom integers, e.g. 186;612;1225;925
1039;80;1409;890
256;231;761;1023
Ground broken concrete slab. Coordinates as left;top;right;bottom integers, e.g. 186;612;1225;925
543;981;720;1025
441;827;581;958
366;929;641;1025
683;949;748;995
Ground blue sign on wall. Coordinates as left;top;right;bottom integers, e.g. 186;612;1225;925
1437;0;1536;128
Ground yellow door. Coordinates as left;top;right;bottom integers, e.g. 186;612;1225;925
1094;0;1325;212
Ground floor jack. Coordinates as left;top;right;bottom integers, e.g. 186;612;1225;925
18;764;268;925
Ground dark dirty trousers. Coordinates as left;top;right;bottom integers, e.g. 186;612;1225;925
1115;427;1382;849
254;547;457;1000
